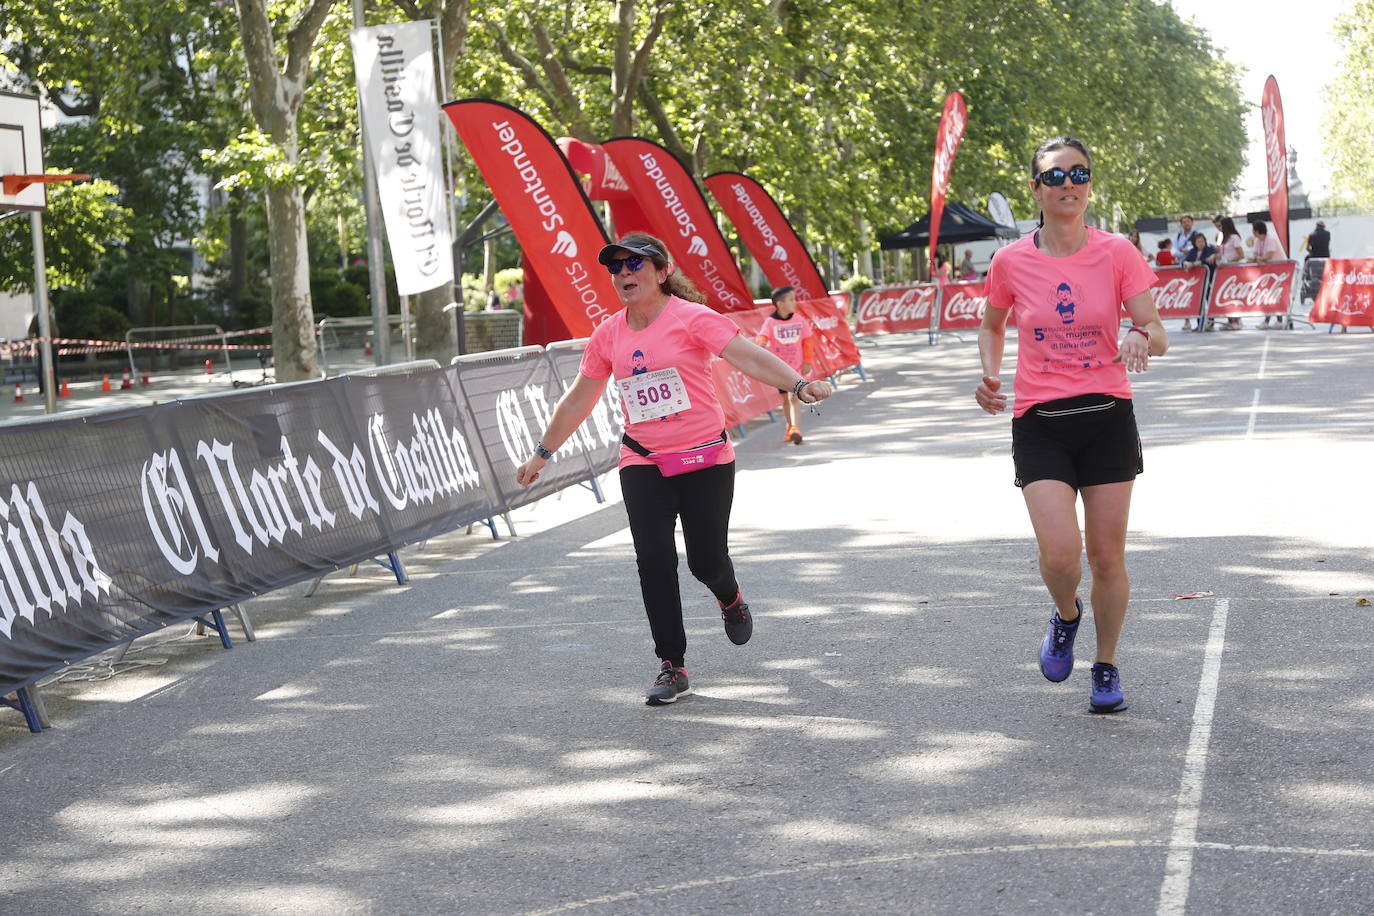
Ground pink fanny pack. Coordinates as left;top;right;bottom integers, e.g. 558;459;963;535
622;432;728;477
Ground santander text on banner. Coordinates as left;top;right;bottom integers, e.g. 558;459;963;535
351;21;454;296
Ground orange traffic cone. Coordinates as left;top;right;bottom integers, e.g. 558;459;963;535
101;374;112;392
204;359;213;383
140;368;151;386
364;338;373;357
13;383;23;403
58;379;70;398
120;367;133;390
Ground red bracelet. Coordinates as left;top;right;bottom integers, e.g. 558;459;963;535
1128;326;1149;339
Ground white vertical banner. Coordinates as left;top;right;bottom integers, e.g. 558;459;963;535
350;20;454;296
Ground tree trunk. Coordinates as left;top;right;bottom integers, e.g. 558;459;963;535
227;192;248;310
414;282;456;363
264;182;318;381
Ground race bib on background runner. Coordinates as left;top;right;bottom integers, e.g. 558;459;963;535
617;367;691;423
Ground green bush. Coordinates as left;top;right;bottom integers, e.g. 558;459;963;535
840;274;874;295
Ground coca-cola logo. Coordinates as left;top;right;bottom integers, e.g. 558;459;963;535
1332;293;1373;316
932;95;966;192
942;289;987;322
1153;276;1202;313
1262;90;1286;197
856;286;936;325
1215;271;1288;308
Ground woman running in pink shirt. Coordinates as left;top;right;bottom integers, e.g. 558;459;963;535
974;136;1168;714
516;233;832;706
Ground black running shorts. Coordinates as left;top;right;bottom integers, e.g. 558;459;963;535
1011;393;1142;490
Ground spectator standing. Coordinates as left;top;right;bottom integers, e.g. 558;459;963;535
1304;221;1331;261
1127;230;1148;260
1215;217;1246;330
1172;214;1195;262
1250;221;1288;328
959;249;978;280
1155;239;1176;266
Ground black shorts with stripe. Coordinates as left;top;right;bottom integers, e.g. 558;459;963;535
1011;393;1142;490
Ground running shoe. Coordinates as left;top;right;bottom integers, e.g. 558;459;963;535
645;660;690;706
1089;662;1128;713
787;425;803;445
719;591;752;645
1038;597;1083;682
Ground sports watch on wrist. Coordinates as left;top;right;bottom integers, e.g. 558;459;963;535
534;443;554;460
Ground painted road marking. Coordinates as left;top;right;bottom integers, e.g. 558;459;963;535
1156;597;1231;916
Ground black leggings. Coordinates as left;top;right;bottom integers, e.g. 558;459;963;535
619;461;739;666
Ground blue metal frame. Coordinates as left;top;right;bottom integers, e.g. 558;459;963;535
1;686;42;732
191;608;233;649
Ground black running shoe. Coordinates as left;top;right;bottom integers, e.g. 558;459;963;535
646;661;690;706
719;592;752;645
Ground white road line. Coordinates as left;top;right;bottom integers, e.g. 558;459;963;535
1156;597;1231;916
1256;335;1272;381
1244;389;1261;439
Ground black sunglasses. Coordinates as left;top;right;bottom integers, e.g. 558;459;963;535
605;255;649;275
1035;165;1092;186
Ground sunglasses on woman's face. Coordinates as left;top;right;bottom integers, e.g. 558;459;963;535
1035;165;1092;186
605;256;648;275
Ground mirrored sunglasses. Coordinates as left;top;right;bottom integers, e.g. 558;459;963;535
606;255;648;275
1035;165;1092;186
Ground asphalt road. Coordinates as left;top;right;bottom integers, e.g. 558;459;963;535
2;324;1371;916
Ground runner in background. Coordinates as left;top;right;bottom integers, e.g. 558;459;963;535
755;285;816;444
515;233;832;707
974;136;1167;714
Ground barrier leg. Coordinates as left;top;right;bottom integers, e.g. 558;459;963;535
854;363;868;382
230;603;256;642
27;684;51;729
192;609;233;649
380;551;409;585
1;687;44;732
503;512;518;537
303;575;325;598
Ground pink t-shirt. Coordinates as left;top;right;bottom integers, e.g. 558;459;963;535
580;296;740;468
1253;234;1286;261
757;313;814;371
1218;235;1245;262
986;227;1156;416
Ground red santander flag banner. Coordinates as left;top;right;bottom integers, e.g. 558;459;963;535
1150;267;1207;319
928;91;968;274
557;136;632;201
854;284;937;335
1207;262;1296;316
1261;76;1289;254
704;172;828;301
1311;259;1374;326
443;100;619;342
602;138;754;312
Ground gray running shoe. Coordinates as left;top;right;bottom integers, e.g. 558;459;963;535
646;661;690;706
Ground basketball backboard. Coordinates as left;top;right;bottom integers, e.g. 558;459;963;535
0;91;45;212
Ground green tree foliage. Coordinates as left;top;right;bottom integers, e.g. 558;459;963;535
2;0;1249;339
1324;0;1374;208
0;177;131;293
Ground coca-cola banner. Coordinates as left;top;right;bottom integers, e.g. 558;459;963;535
795;298;863;378
444;100;619;342
854;284;937;335
1310;258;1374;327
1207;261;1296;317
929;91;968;274
704;172;828;301
1262;76;1289;254
939;280;989;331
602;139;754;312
1150;267;1207;319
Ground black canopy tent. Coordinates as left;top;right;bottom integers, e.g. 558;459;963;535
879;201;1020;250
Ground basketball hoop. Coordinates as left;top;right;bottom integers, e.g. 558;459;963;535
1;173;90;196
